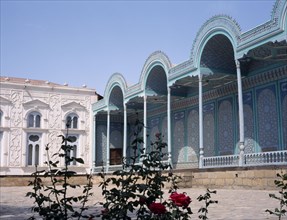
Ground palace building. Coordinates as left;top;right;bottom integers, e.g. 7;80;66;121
0;77;99;175
92;0;287;172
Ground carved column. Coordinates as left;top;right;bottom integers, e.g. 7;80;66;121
92;114;96;169
167;87;172;166
123;103;127;159
199;74;204;168
106;110;110;172
236;60;245;166
143;95;147;154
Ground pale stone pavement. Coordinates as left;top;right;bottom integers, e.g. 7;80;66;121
0;186;282;219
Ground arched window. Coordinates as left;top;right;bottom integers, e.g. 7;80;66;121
67;135;78;165
27;134;40;166
66;113;78;129
28;112;41;128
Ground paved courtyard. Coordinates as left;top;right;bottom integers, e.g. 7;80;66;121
0;186;281;219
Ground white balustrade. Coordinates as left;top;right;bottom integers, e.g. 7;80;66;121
244;150;287;166
202;155;239;168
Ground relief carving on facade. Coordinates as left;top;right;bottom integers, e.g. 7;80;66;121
49;94;61;129
48;131;62;157
10;90;23;127
84;131;90;164
9;129;22;166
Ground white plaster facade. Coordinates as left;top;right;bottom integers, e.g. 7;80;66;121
0;76;99;175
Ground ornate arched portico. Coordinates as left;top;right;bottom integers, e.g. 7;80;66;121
92;0;287;172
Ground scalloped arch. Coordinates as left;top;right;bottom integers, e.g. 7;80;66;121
139;51;172;91
271;0;287;29
104;73;127;106
191;15;241;68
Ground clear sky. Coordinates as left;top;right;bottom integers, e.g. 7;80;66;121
1;0;276;95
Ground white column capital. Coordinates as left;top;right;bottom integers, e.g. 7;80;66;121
198;73;203;82
235;59;241;69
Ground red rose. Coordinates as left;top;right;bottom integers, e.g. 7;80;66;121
148;202;166;214
170;192;191;208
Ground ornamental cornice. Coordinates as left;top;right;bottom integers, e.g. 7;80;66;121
238;0;285;51
61;101;86;111
125;83;142;100
92;99;106;112
242;65;287;90
169;59;196;81
23;99;49;109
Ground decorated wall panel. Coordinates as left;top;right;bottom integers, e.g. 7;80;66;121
148;117;160;153
218;98;234;155
10;90;23;128
256;85;279;152
203;103;215;156
280;80;287;150
187;109;199;165
96;124;107;165
243;91;255;154
172;111;185;165
49;94;61;129
161;116;168;160
110;123;123;149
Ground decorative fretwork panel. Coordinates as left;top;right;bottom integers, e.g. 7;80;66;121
110;130;123;149
218;98;234;155
203;103;215;157
243;104;255;154
161;116;168;160
110;122;123;149
173;112;185;164
256;85;279;152
148;118;160;152
281;81;287;150
96;124;107;166
187;109;199;165
243;91;255;154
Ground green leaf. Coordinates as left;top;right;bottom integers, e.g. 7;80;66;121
74;157;84;164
